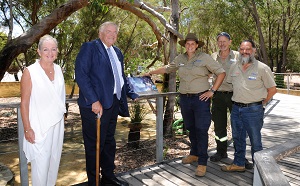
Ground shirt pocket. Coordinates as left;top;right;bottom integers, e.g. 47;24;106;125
191;60;209;76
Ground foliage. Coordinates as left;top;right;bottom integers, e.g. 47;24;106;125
285;48;300;72
54;3;112;82
179;0;256;53
2;0;300;139
275;74;285;88
1;0;300;84
129;102;147;124
0;32;7;50
115;11;161;76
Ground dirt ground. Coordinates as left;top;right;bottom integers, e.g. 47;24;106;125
0;97;221;185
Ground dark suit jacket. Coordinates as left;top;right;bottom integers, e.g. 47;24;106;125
75;39;138;117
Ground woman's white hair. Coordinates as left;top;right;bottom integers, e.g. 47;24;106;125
38;35;58;50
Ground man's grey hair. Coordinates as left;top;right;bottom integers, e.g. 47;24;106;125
98;22;119;33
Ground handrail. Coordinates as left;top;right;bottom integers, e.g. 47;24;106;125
253;138;300;186
0;92;179;186
5;91;299;186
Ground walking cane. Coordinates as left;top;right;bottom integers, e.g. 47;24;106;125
96;113;101;186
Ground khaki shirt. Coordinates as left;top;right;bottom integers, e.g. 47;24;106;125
211;50;239;91
165;50;225;94
227;58;276;103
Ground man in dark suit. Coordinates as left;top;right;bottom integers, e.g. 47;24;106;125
75;21;138;186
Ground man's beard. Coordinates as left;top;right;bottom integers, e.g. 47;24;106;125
240;54;255;65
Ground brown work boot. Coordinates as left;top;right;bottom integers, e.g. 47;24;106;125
182;155;198;164
221;164;245;172
195;165;206;177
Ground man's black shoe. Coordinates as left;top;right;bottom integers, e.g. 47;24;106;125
101;176;129;186
210;152;228;162
245;159;253;169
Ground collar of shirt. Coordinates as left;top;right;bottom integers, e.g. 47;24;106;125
183;50;202;61
217;49;235;59
101;41;125;90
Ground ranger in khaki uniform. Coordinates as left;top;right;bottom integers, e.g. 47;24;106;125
210;32;238;162
145;33;225;177
221;40;277;172
210;32;253;169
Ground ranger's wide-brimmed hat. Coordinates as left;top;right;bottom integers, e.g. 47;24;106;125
178;33;205;48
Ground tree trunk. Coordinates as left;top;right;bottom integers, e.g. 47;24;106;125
163;0;179;136
280;1;291;72
250;0;269;65
0;0;185;81
276;21;281;73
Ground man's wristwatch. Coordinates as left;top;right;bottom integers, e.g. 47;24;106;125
210;89;216;94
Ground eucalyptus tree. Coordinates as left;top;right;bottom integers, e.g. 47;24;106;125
0;0;89;81
0;0;186;135
264;0;300;72
0;0;184;80
226;0;300;72
55;2;114;82
178;0;226;54
177;0;256;54
112;8;160;75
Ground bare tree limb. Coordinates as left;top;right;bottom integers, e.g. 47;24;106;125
142;2;171;13
134;0;183;39
104;0;183;68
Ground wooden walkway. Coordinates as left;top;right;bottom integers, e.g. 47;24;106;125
117;155;254;186
77;93;300;186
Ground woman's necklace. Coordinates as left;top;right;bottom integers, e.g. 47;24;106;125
44;68;53;75
39;61;54;80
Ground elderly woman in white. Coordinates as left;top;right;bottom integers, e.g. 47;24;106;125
20;34;66;186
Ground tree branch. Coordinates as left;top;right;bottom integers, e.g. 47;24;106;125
142;2;171;13
0;0;89;80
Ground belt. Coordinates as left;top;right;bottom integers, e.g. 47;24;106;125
232;101;262;107
181;90;208;97
215;91;233;94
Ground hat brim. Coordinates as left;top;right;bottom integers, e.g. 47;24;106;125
178;40;205;48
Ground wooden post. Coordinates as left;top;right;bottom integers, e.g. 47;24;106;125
156;96;163;163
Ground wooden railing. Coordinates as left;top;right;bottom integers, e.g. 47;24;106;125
253;138;300;186
2;91;300;185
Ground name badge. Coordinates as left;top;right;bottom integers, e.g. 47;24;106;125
248;76;257;80
194;59;202;63
248;72;258;80
229;59;237;64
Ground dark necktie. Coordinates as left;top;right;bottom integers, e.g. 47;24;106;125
107;47;121;99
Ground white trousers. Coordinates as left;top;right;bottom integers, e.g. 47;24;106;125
30;119;64;186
